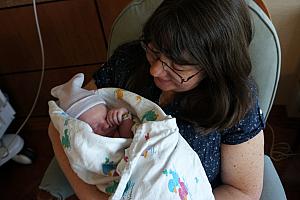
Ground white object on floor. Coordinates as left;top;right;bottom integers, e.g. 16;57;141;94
0;134;24;166
0;89;16;139
0;89;26;166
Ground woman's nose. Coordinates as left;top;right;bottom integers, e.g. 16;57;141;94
150;60;165;77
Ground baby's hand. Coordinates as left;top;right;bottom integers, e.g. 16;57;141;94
107;107;131;127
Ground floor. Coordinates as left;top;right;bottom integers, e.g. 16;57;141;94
0;117;53;200
264;106;300;199
0;105;299;200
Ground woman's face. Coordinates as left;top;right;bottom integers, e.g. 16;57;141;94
145;42;204;92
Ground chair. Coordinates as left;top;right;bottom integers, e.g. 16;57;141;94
39;0;286;199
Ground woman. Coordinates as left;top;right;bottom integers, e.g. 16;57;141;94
46;0;265;199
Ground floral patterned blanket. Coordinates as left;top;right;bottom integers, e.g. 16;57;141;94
49;88;214;200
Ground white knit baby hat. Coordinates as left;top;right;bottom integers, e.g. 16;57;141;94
51;73;106;118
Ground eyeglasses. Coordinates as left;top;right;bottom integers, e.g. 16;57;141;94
140;40;201;84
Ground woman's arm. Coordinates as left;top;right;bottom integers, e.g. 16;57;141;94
213;131;264;200
48;122;109;200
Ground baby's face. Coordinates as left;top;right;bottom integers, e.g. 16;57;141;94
78;104;115;136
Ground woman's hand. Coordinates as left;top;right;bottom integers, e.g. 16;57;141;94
107;107;131;127
213;131;264;200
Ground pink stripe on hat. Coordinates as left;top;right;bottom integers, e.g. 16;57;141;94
51;73;106;118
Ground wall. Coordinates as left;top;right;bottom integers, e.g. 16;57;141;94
263;0;300;117
0;0;130;120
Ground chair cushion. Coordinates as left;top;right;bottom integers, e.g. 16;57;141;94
108;0;163;57
246;0;281;120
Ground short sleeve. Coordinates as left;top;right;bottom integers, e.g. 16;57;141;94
221;91;266;145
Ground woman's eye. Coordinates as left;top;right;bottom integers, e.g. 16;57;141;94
173;63;198;72
172;64;185;72
149;48;160;56
153;52;161;59
152;49;160;54
148;51;160;61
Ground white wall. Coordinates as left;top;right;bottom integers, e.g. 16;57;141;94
263;0;300;117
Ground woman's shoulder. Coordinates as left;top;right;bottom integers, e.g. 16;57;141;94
105;41;145;70
113;40;144;58
93;41;144;88
107;40;144;72
221;80;266;145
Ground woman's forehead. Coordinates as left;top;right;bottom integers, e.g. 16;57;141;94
178;51;198;65
149;40;196;64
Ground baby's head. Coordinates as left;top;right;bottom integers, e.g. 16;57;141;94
51;73;113;135
78;103;116;136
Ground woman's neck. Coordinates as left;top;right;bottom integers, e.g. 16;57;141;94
159;91;175;106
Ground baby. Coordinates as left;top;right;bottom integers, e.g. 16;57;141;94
51;73;134;138
48;75;214;199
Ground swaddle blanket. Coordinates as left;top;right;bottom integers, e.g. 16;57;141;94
49;88;214;200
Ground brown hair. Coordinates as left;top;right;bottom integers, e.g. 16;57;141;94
128;0;254;133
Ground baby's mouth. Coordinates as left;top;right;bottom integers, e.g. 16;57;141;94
102;126;117;137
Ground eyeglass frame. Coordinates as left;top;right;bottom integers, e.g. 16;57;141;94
140;40;201;84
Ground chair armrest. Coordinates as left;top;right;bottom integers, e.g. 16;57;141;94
260;155;287;200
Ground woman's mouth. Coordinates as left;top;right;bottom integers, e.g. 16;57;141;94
154;77;172;85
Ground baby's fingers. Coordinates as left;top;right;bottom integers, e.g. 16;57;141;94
116;111;124;125
107;109;121;126
107;110;115;127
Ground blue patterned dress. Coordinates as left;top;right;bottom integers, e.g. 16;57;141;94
93;41;265;188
